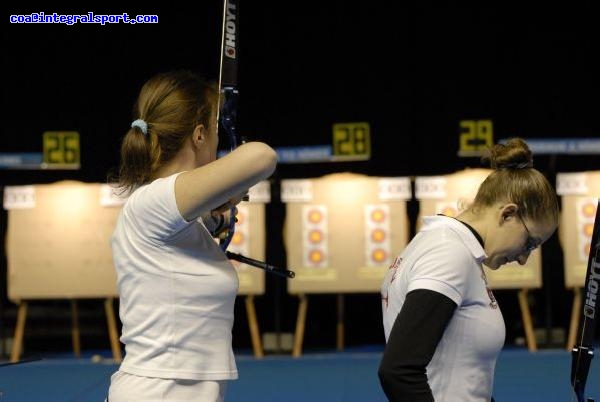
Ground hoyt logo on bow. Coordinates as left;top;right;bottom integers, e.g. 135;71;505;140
583;256;599;319
224;1;237;59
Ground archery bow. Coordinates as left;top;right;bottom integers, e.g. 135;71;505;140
216;0;294;279
570;199;599;402
217;0;243;252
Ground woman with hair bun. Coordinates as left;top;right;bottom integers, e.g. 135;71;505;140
379;138;559;402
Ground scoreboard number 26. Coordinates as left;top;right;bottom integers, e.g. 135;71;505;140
43;131;80;167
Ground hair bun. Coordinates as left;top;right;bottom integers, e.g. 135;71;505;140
482;137;533;170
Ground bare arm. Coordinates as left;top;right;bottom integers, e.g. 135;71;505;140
175;141;277;221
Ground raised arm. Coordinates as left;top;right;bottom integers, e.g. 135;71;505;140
174;141;277;221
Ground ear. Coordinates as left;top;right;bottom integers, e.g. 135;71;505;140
499;203;519;224
191;124;207;148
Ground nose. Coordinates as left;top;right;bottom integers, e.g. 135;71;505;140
517;253;530;265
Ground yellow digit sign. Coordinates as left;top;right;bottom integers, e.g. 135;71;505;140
332;122;371;161
43;131;81;169
458;119;494;157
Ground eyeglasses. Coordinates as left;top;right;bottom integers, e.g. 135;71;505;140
517;211;539;252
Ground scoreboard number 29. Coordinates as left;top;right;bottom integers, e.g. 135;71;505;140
458;120;493;157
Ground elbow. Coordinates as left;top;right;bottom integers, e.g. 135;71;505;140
378;364;395;388
263;144;278;174
249;142;277;178
378;365;402;401
378;361;432;401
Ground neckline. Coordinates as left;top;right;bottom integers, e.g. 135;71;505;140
438;214;485;249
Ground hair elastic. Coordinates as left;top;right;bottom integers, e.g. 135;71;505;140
131;119;148;135
504;161;532;169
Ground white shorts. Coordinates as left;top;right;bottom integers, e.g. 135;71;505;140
107;370;228;402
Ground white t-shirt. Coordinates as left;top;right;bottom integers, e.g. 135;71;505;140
381;215;505;401
111;173;239;380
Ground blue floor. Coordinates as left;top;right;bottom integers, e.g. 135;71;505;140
0;347;598;401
